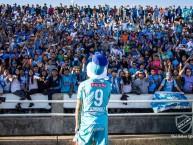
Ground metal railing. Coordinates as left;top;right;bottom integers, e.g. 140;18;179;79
0;99;193;135
3;99;193;103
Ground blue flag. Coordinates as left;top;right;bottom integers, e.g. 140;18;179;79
151;91;190;113
182;9;192;20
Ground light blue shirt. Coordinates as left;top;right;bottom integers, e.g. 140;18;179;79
172;60;179;69
61;75;73;93
154;8;159;15
156;31;162;39
148;75;160;92
177;25;182;33
161;78;177;92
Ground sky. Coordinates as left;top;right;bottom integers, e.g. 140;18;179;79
0;0;193;8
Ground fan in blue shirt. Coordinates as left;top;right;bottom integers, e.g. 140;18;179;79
148;69;161;93
60;67;73;97
157;72;182;92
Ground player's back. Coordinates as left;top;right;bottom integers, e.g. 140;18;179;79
77;78;111;125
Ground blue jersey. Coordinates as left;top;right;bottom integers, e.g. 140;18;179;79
77;78;111;125
148;75;160;92
161;78;177;92
61;75;73;93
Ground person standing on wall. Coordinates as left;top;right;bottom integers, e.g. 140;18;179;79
75;54;111;145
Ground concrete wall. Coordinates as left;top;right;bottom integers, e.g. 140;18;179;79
0;116;188;136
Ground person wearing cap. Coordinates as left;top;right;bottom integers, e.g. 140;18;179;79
75;53;111;145
133;70;149;94
157;72;183;92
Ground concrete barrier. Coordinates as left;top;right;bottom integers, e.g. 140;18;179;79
0;135;192;145
0;93;193;109
0;136;58;145
0;93;51;109
0;116;190;136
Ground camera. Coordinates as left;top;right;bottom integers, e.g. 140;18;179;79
0;97;6;102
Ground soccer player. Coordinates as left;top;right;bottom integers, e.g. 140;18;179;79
75;54;111;145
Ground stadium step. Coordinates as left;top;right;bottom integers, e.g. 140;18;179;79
0;134;192;145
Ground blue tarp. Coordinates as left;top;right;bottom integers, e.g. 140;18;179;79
151;91;190;113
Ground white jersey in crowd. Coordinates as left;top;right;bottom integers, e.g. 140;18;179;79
120;80;132;93
11;75;21;93
187;41;193;49
121;21;130;31
177;42;193;52
28;76;38;91
70;32;77;38
110;47;120;56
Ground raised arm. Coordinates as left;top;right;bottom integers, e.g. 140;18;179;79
178;63;183;74
163;61;168;72
81;61;86;73
70;82;74;96
59;66;65;75
185;55;192;64
144;70;149;81
167;61;173;72
8;75;17;82
179;64;188;76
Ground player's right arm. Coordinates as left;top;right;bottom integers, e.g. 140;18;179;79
75;99;82;132
75;82;84;132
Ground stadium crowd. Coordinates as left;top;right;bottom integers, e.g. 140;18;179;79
0;3;193;109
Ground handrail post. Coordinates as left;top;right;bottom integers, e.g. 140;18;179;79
192;102;193;135
51;93;64;134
